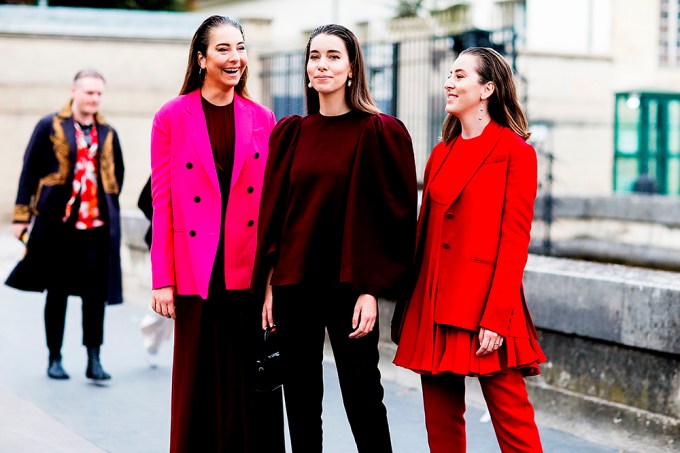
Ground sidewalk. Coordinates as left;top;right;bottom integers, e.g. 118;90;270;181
0;226;619;452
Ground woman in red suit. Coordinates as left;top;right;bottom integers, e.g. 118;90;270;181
393;47;546;452
149;16;284;452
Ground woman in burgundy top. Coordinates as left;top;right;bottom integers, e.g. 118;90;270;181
255;24;418;453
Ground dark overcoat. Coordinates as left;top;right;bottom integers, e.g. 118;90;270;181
5;101;125;304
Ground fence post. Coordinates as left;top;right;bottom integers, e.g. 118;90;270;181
391;41;400;117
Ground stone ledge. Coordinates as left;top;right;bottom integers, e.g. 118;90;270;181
534;194;680;227
524;255;680;355
530;238;680;271
531;194;680;269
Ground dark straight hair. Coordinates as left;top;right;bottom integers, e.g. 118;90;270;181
442;47;529;143
179;15;249;98
304;24;380;115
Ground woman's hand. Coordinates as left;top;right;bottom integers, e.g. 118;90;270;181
349;294;377;339
262;268;275;329
151;286;176;319
262;283;275;329
476;327;504;356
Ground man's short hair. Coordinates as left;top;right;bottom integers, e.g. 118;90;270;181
73;69;106;86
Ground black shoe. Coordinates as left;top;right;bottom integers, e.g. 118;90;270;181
47;359;70;380
86;346;111;381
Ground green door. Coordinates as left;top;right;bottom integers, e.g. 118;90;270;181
614;91;680;195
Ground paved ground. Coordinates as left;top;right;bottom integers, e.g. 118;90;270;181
0;226;620;452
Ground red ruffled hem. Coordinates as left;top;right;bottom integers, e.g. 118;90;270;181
394;324;546;377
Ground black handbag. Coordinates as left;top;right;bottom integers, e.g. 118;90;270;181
254;325;283;392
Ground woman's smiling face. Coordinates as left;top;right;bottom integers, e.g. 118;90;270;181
444;53;486;118
198;24;248;92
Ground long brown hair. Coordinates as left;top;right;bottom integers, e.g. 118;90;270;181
304;24;380;115
179;15;249;98
441;47;529;143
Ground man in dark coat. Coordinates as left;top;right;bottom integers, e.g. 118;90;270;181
6;69;124;381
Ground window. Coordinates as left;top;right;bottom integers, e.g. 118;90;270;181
614;92;680;195
660;0;680;65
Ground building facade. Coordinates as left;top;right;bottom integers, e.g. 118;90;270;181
1;0;679;220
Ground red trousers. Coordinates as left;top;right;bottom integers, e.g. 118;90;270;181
421;370;542;453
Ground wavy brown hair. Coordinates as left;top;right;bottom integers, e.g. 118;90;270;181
304;24;380;115
442;47;529;143
179;15;249;98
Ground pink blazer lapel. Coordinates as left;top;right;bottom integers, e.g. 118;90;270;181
231;93;252;189
186;90;220;193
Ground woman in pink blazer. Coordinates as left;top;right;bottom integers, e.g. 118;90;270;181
149;16;284;453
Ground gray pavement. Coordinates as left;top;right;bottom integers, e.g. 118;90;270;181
0;227;619;452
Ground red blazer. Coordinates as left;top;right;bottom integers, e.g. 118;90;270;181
418;123;537;338
150;90;275;296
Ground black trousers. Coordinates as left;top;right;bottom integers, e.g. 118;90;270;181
45;290;105;360
272;284;393;453
45;226;108;361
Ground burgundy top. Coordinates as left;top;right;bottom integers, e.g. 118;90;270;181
201;97;235;296
201;97;235;199
256;110;418;299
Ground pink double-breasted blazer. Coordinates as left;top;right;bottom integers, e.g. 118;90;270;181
150;89;275;297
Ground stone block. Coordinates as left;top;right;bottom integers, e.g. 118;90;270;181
524;255;680;355
535;194;680;227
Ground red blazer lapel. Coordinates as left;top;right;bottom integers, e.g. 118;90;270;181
186;90;220;194
443;121;504;208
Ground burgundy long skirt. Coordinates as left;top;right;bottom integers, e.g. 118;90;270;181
170;290;285;453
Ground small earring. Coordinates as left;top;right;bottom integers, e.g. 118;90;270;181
479;100;484;121
307;81;312;88
199;67;203;78
347;79;352;87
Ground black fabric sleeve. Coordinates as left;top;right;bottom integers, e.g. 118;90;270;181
252;115;302;293
12;116;53;223
340;114;418;299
